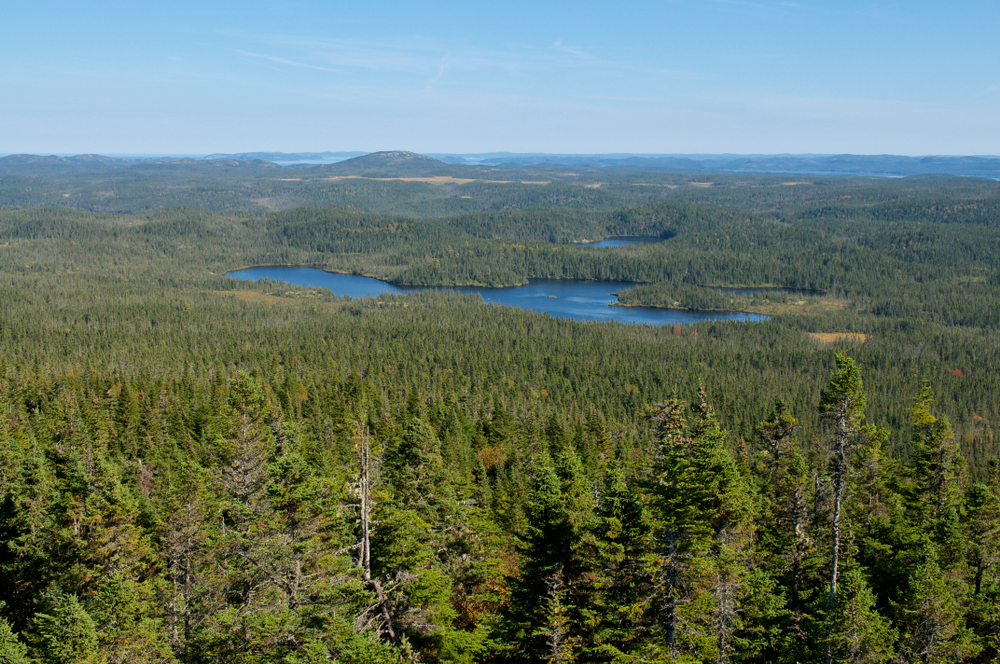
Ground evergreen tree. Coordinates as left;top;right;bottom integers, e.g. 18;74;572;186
201;371;281;662
641;393;757;663
818;353;867;664
0;612;30;664
847;431;919;626
496;453;578;663
88;573;175;664
751;401;821;660
378;413;492;662
908;382;966;554
963;481;1000;596
894;545;979;664
29;590;101;664
826;566;895;664
589;457;650;660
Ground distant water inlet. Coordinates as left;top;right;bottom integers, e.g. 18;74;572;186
226;266;769;326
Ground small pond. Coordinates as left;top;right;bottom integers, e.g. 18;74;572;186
227;266;769;326
572;236;665;248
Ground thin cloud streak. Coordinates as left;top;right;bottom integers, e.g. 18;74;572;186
552;40;592;59
235;32;701;82
425;55;449;91
238;50;345;73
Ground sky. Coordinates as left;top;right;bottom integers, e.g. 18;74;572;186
3;1;999;156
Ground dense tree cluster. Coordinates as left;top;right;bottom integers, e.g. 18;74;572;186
1;356;998;662
0;163;999;661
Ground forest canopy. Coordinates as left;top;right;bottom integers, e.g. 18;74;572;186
0;155;999;663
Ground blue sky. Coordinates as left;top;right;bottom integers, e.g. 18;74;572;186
3;1;998;155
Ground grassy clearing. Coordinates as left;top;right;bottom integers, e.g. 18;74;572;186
743;296;850;317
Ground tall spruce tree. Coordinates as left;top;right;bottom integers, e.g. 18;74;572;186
818;353;867;664
908;382;966;555
589;457;650;661
751;401;820;661
496;453;578;663
641;393;757;663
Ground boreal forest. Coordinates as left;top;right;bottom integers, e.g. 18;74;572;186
0;151;999;663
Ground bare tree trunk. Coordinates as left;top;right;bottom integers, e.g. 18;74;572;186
825;408;850;664
359;424;371;583
356;424;406;653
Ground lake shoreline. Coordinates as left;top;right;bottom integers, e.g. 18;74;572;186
609;301;770;316
227;266;770;325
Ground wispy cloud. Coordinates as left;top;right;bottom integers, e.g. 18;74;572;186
230;31;699;83
426;55;449;91
552;40;591;59
238;50;344;74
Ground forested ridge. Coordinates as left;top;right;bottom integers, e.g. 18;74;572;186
1;161;999;662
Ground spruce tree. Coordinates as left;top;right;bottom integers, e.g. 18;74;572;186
497;453;577;663
909;382;966;555
589;457;649;660
826;566;895;664
0;612;30;664
30;590;101;664
894;544;979;663
818;353;867;664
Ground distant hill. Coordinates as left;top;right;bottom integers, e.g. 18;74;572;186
0;154;140;173
0;154;286;175
135;158;282;173
316;150;458;177
204;151;365;163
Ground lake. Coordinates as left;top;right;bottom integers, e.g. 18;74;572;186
226;266;769;326
572;236;664;248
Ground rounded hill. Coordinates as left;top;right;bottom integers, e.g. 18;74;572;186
320;150;456;177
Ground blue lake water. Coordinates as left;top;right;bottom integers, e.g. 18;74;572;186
573;236;664;248
226;266;769;326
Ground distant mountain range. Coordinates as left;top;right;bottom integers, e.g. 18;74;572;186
0;153;280;175
429;153;1000;178
204;151;366;163
3;151;1000;179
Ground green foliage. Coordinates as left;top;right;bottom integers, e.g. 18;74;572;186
826;567;895;664
0;162;998;662
87;574;174;664
30;590;101;664
894;546;980;663
0;612;30;664
497;454;579;663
